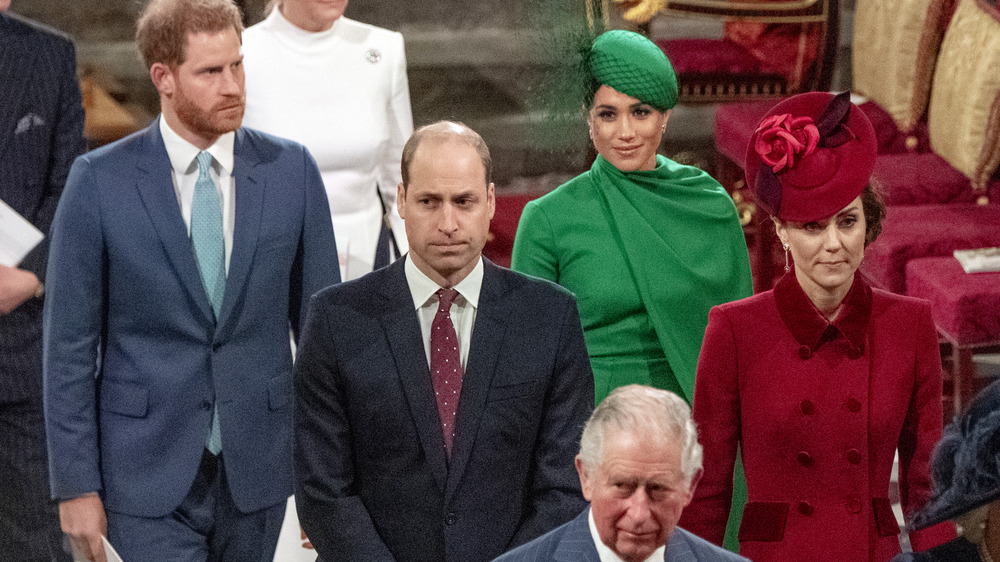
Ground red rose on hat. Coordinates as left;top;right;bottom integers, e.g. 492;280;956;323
754;114;820;173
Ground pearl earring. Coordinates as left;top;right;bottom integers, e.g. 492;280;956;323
783;243;791;273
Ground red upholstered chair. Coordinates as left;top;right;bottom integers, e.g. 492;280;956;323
861;0;1000;294
861;0;1000;414
653;0;840;103
483;193;540;268
907;257;1000;414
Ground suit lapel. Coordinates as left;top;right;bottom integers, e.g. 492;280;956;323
0;15;34;159
217;128;264;329
380;261;449;492
446;260;511;498
553;510;602;562
134;121;214;323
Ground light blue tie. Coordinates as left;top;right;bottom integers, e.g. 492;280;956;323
192;151;225;454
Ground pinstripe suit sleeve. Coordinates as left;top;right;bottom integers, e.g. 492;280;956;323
17;33;85;281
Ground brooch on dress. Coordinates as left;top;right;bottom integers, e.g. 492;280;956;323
366;48;382;63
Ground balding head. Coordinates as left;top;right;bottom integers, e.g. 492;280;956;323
400;121;492;190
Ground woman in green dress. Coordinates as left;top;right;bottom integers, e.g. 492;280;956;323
511;30;752;405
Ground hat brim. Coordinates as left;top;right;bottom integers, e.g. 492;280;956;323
910;488;1000;530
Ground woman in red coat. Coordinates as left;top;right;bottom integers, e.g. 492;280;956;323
680;92;955;560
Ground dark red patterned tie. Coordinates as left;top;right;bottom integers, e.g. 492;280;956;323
431;288;463;455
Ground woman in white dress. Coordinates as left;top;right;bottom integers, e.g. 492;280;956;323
243;0;413;281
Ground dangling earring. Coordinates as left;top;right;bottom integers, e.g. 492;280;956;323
783;243;790;273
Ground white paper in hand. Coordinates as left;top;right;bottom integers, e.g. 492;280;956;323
0;198;44;266
102;536;124;562
69;535;124;562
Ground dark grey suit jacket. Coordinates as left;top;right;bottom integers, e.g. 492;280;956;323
0;12;84;403
493;508;750;562
294;258;594;562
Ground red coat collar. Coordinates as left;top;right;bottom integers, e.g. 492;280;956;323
774;272;872;357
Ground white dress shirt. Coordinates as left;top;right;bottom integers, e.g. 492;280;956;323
589;508;666;562
159;117;236;271
404;256;483;370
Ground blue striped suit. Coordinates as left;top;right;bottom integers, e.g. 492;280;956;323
492;509;749;562
0;10;84;562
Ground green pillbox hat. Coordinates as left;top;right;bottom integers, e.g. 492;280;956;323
589;30;678;111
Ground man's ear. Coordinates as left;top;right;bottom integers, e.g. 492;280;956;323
575;455;593;502
150;62;174;96
486;182;495;220
396;182;407;220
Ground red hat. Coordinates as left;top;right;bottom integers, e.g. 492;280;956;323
745;92;877;222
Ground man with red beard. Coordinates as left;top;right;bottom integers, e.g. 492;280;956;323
42;1;339;561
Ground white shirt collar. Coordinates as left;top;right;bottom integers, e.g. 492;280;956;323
159;115;235;176
588;507;666;562
404;255;483;310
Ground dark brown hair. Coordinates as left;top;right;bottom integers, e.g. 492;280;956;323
136;0;243;69
862;182;886;246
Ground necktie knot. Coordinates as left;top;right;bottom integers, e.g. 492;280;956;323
436;288;459;312
196;151;213;179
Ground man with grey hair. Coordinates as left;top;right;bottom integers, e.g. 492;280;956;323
494;385;748;562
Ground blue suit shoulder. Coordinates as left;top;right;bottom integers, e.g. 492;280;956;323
671;527;750;561
236;126;311;159
76;124;313;170
492;514;750;562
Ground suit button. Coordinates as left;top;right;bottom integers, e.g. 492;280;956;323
798;345;812;360
800;400;815;415
847;498;862;513
846;398;861;412
445;513;457;525
212;342;222;352
201;401;212;411
847;346;863;360
798;501;814;515
846;449;862;464
797;451;813;467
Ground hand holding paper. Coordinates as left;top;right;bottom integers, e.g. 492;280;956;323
0;265;40;314
61;494;108;562
0;197;44;267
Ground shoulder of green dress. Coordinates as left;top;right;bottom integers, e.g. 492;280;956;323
525;169;597;210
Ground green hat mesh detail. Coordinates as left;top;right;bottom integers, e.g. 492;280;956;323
589;30;678;111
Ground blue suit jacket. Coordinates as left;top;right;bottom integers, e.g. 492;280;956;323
43;121;340;517
493;509;750;562
0;12;84;403
294;258;594;562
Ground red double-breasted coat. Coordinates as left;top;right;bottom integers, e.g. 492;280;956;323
681;273;954;561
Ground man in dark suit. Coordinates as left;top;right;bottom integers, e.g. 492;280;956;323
493;385;748;562
294;121;594;562
42;1;339;561
0;2;84;560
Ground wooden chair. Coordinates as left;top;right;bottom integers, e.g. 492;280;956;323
654;0;840;103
